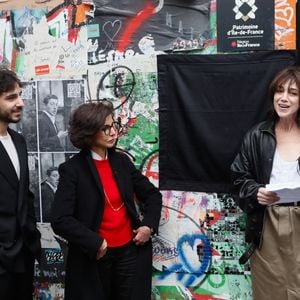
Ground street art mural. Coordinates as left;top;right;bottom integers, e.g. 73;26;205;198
0;0;297;299
89;0;210;63
152;192;252;299
87;54;159;166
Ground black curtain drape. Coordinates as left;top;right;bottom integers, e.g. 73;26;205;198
158;51;297;193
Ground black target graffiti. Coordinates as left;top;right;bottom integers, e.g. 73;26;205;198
96;65;136;110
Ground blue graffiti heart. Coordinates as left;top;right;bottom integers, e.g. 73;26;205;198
177;233;211;275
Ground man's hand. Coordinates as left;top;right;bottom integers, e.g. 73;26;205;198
57;130;68;139
132;226;151;246
96;239;107;260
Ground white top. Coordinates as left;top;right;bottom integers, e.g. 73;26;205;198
270;150;300;185
91;150;107;161
268;150;300;204
0;133;20;179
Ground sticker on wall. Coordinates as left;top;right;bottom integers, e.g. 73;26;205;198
217;0;274;52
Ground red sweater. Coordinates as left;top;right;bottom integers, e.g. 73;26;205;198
94;159;133;247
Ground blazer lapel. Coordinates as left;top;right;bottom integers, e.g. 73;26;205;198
9;130;29;226
11;129;27;186
84;151;105;196
8;129;28;215
0;132;19;191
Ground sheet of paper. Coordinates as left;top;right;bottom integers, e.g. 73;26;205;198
266;182;300;205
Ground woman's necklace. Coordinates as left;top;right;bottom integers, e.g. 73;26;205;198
103;189;124;211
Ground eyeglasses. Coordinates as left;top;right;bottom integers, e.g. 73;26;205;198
101;121;121;136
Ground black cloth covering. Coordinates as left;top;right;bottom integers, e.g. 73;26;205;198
158;51;297;193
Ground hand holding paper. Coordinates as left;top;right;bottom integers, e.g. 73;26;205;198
265;182;300;205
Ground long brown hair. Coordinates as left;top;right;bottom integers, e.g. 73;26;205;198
269;66;300;126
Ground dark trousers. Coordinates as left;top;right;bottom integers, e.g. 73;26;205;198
97;241;137;300
0;268;34;300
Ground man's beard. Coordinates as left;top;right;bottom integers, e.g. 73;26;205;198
0;108;22;124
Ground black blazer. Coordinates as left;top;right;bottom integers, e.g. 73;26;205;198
51;148;162;300
0;128;41;273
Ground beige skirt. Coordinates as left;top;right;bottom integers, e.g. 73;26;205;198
250;205;300;300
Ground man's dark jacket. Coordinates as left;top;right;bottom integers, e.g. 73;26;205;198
231;119;276;249
0;128;41;273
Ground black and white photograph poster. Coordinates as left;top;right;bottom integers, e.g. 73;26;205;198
217;0;274;52
37;79;84;152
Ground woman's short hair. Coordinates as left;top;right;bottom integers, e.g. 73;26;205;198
269;66;300;125
69;101;114;149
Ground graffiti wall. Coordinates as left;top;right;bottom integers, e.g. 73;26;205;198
0;0;297;299
153;192;251;299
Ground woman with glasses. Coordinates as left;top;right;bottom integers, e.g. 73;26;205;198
231;66;300;300
51;101;162;300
